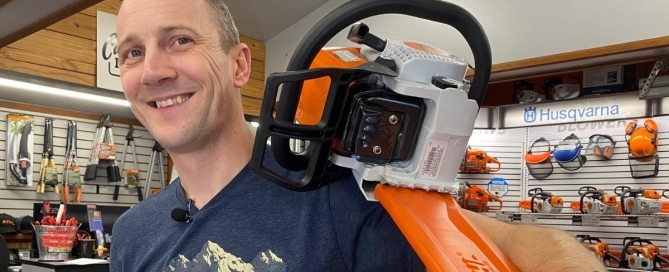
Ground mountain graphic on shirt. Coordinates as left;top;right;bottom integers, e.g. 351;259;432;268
164;241;286;272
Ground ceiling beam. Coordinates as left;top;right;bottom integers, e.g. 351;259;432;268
0;0;12;9
0;0;103;48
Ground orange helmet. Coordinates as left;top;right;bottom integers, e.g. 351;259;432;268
625;119;658;162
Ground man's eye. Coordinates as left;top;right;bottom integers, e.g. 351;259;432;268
126;50;142;58
176;38;192;45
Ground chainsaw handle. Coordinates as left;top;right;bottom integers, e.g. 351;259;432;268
578;186;599;196
615;185;631;196
527;188;544;197
270;0;492;172
662;189;669;199
488;157;502;172
579;191;604;214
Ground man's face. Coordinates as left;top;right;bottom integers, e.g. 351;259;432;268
116;0;241;152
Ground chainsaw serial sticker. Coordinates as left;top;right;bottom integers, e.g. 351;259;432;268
419;140;448;180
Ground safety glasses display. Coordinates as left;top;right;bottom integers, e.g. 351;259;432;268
585;134;616;160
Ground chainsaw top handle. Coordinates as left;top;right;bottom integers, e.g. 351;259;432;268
578;186;599;196
266;0;492;175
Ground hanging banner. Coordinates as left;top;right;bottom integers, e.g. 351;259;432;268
97;11;122;92
497;93;651;128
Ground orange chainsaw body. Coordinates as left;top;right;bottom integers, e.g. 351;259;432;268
457;184;503;212
459;147;502;174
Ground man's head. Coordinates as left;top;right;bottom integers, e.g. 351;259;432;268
116;0;252;154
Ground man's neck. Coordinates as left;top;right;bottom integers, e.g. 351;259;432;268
170;120;255;209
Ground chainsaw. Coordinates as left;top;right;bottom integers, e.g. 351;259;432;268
249;0;521;270
620;237;669;270
459;146;502;174
575;235;621;267
456;181;503;212
615;186;662;215
519;188;564;214
569;186;619;215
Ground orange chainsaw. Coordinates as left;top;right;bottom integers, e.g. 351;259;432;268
569;186;619;215
456;181;503;212
519;188;564;213
620;237;669;270
615;186;662;215
459;146;502;174
576;235;621;267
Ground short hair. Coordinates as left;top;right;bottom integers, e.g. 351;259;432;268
205;0;240;52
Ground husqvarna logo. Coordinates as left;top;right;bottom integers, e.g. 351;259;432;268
524;107;537;123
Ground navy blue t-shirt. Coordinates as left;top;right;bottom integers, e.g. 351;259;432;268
110;150;424;272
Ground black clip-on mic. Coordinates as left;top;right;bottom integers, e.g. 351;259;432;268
171;199;192;223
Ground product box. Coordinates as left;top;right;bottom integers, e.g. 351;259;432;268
582;65;623;96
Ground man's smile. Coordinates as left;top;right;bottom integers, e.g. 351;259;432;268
148;93;194;108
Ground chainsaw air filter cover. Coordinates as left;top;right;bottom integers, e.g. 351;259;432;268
625;119;660;179
553;133;587;171
585;134;616;160
524;137;553;179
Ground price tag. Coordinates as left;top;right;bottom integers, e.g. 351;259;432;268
638;216;660;227
520;214;537;224
487;177;508;197
582;215;600;226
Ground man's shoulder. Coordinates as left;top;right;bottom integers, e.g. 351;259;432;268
114;183;177;230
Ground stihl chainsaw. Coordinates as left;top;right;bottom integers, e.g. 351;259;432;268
249;0;521;270
575;235;620;267
456;181;503;212
615;186;662;215
519;188;564;214
620;237;669;271
569;186;619;215
459;146;502;174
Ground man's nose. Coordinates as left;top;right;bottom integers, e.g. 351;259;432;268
140;49;177;86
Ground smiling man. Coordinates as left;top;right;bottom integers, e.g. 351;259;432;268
110;0;607;271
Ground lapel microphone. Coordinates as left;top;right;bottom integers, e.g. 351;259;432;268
170;199;193;223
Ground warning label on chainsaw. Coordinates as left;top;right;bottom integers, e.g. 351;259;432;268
487;177;508;197
419;140;447;180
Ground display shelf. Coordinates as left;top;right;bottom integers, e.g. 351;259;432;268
496;211;669;228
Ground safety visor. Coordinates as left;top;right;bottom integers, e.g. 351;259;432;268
553;134;587;171
525;137;553;179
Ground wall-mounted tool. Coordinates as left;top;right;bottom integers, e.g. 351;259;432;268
37;118;59;194
619;237;669;270
625;119;659;179
585;134;616;160
571;186;618;215
143;141;165;198
101;122;122;183
575;235;620;268
456;181;502;212
553;133;587;171
7;115;34;186
459;146;501;174
114;125;143;202
62;121;83;204
615;186;662;215
84;114;111;181
519;188;563;214
524;137;553;179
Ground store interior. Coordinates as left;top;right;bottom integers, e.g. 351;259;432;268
1;0;669;271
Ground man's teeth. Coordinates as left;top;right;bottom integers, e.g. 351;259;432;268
156;95;190;108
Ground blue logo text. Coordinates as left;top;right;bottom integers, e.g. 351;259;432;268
524;105;620;123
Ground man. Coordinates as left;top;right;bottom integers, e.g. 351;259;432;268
111;0;607;271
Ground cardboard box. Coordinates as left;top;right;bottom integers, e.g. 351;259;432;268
582;65;623;95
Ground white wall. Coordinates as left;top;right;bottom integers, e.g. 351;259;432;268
265;0;669;78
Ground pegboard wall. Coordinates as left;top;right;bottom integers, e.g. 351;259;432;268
462;114;669;268
0;106;167;218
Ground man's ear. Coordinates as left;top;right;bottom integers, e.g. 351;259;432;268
232;43;252;88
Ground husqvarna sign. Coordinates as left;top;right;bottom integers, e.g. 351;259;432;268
499;93;650;128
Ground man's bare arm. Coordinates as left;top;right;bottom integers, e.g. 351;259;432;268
464;210;607;271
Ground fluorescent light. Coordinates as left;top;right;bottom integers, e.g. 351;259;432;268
0;78;130;107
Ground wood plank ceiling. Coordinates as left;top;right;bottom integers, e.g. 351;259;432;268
0;0;266;117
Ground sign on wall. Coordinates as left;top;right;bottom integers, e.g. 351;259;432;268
96;11;122;92
498;93;652;128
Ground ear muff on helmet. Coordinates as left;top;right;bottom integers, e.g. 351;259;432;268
525;137;553;179
553;133;587;171
587;134;615;160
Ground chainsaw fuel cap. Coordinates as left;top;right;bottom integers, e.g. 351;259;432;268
524;137;553;179
553;133;587;171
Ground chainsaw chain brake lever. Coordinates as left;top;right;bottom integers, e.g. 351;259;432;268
615;185;632;196
578;186;599;196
